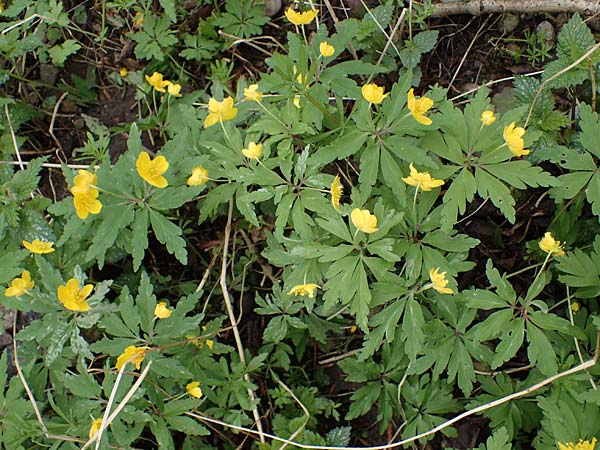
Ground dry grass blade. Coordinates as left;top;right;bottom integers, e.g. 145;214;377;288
185;332;600;449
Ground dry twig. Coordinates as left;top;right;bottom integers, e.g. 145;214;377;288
432;0;600;16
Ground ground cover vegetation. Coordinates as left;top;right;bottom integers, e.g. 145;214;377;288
1;1;600;449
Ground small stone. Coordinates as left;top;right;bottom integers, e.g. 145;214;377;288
264;0;281;17
39;64;60;86
502;13;520;34
536;20;555;49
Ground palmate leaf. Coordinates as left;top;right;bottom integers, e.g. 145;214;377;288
441;168;476;231
557;236;600;297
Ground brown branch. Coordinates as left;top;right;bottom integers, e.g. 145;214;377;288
432;0;600;16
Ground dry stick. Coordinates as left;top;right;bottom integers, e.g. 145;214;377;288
5;104;25;171
220;198;265;442
271;371;310;450
566;286;597;390
447;16;491;92
589;56;597;112
83;362;153;450
12;315;108;446
0;160;97;169
368;8;407;84
323;0;359;60
188;333;600;450
451;70;544;101
49;92;68;159
431;0;600;17
525;41;600;128
359;0;401;57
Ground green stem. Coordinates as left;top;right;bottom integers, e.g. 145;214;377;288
304;92;341;127
412;184;420;232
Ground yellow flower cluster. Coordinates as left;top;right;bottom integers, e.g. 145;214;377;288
136;152;169;188
407;88;434;125
242;142;263;160
154;301;173;319
558;438;597;450
539;232;565;256
244;84;263;102
288;283;320;298
351;208;378;234
429;268;453;294
116;346;148;371
71;170;102;220
186;381;203;398
145;71;182;97
330;176;343;210
503;122;529;157
187;165;209;186
205;97;238;128
58;278;93;312
5;270;34;297
402;163;444;192
284;7;319;25
23;239;54;254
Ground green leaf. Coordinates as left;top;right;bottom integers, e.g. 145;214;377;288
475;168;515;224
345;383;381;420
149;209;187;264
484;427;512;450
557;239;600;297
526;322;557;376
441;168;476;231
150;417;175;450
164;416;209;436
48;39;80;67
159;0;176;22
86;205;135;268
403;297;424;361
579;103;600;158
491;320;524;369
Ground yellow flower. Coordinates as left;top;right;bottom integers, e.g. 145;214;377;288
115;346;148;371
571;302;580;313
57;278;93;312
136;151;169;188
429;268;454;294
558;438;597;450
480;110;496;126
351;208;379;234
22;239;54;254
288;284;320;298
402;163;444;192
187;166;209;186
165;81;182;97
119;67;128;77
133;11;144;28
186;335;215;349
0;2;5;13
73;190;103;220
186;381;203;399
244;84;263;102
320;41;335;57
361;83;388;104
284;8;319;25
204;97;238;128
5;270;34;297
503;122;530;157
330;176;343;210
145;71;168;93
293;96;301;108
71;170;97;196
242;142;263;160
89;418;103;439
154;301;172;319
539;232;565;256
407;88;434;125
